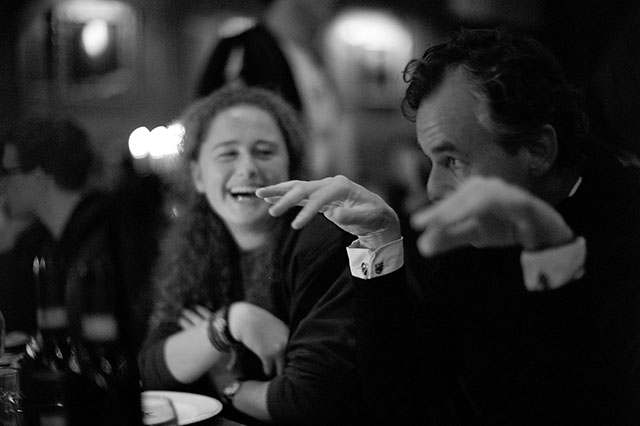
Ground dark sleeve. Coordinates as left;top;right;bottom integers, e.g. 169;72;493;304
596;276;640;424
354;259;468;426
266;217;359;426
354;269;414;421
524;162;640;423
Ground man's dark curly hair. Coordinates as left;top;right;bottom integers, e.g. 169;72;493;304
401;28;590;170
149;86;306;329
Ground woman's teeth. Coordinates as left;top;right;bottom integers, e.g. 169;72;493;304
229;187;258;198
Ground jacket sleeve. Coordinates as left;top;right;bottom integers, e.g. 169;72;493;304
353;258;469;426
265;217;359;426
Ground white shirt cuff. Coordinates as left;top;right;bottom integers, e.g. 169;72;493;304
347;238;404;279
521;236;586;291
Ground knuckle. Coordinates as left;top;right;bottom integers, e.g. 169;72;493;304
333;175;348;186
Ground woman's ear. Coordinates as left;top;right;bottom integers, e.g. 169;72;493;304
190;161;206;193
524;124;558;177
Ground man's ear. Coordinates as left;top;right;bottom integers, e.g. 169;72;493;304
524;124;558;177
190;161;206;193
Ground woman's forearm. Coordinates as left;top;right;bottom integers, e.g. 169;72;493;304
232;380;272;422
164;324;227;383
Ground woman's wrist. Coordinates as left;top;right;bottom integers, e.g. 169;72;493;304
207;305;240;352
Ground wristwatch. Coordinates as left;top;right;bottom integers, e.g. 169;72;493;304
222;379;242;405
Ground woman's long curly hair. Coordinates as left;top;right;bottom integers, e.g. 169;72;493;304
149;86;307;329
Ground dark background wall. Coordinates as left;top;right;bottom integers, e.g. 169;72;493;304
2;0;639;195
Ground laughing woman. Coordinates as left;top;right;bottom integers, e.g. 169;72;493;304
138;86;359;425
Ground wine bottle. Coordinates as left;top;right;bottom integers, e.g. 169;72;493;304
1;309;5;359
66;258;142;426
21;255;76;426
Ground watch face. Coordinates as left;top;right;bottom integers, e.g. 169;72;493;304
223;380;241;400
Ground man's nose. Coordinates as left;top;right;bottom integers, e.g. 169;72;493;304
426;175;444;204
425;169;454;204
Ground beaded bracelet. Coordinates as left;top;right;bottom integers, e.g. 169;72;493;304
206;306;239;352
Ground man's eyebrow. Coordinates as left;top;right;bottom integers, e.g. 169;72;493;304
431;141;460;155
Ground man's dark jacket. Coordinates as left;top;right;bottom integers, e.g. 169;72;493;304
355;145;640;426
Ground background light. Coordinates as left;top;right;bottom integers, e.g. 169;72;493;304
331;10;412;51
81;19;110;58
128;126;150;159
128;122;184;174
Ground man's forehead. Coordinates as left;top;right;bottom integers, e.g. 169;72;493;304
417;67;492;133
423;68;482;109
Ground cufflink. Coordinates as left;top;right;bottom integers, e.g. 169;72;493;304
361;262;368;275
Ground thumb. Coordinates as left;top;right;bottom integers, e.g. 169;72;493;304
262;358;273;377
275;355;285;376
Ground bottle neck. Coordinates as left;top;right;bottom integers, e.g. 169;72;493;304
33;255;67;329
0;309;5;358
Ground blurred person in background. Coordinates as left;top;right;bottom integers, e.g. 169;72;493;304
257;28;640;425
196;0;354;179
0;116;148;353
138;86;359;425
0;136;51;340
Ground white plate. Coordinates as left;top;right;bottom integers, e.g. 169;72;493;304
142;390;222;425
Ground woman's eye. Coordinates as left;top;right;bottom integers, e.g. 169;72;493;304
216;151;237;160
255;148;275;158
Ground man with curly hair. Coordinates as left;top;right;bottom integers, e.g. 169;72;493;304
258;28;640;425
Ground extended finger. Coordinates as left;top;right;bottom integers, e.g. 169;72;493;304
261;196;308;207
414;176;508;229
275;355;285;376
289;183;346;229
178;316;193;330
261;358;274;377
416;217;479;256
410;201;442;230
265;182;315;218
256;180;302;199
180;309;203;324
194;305;212;319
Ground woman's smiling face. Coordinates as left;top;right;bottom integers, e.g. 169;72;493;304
191;104;290;237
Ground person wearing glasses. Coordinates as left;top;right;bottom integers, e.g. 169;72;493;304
0;116;145;423
257;28;640;425
0;116;148;353
0;138;51;338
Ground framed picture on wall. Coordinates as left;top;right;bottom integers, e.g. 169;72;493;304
18;0;139;105
324;9;415;109
52;0;139;103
